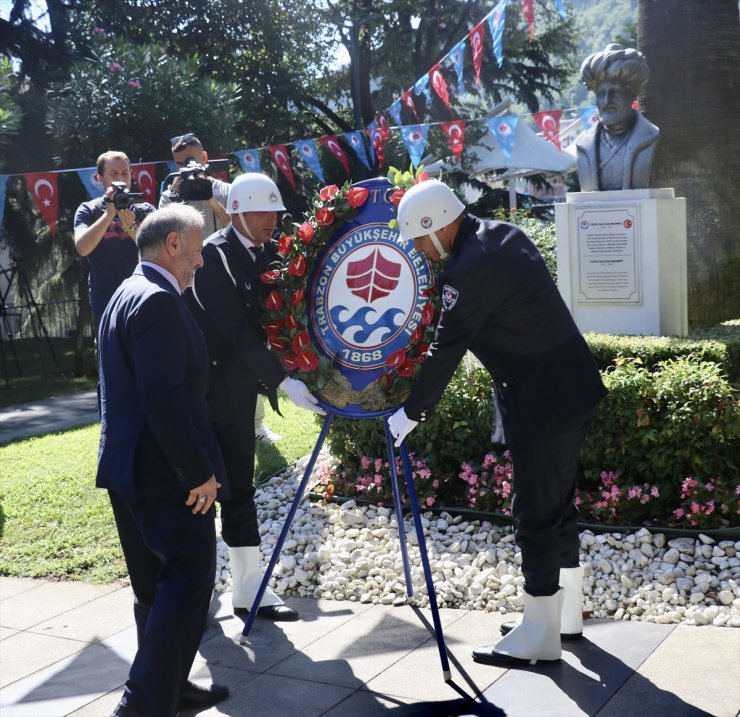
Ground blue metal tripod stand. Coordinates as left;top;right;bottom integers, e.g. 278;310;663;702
239;406;451;681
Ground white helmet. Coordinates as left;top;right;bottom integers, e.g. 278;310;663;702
227;173;286;214
396;179;465;243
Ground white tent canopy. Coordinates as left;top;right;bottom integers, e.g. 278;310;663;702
426;119;576;180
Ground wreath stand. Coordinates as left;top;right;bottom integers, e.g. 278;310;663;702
240;405;452;682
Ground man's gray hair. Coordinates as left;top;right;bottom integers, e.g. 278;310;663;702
581;43;649;97
137;204;205;255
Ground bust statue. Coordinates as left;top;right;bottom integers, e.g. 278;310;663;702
575;43;659;191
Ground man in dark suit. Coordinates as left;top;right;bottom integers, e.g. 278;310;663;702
187;173;324;621
389;179;607;667
98;204;229;716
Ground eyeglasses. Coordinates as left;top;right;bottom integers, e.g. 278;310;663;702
170;132;196;148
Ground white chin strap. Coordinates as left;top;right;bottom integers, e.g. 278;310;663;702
237;214;257;242
429;231;448;260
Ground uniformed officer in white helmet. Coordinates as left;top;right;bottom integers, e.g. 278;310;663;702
186;173;324;622
388;178;606;667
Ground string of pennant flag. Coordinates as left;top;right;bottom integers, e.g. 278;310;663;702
0;0;583;237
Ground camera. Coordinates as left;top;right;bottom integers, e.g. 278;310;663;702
108;181;145;210
163;158;229;202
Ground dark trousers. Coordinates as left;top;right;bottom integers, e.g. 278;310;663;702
210;386;260;547
108;490;216;717
507;410;596;597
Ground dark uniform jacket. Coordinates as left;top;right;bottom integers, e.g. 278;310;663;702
96;265;224;498
185;227;285;424
403;216;606;439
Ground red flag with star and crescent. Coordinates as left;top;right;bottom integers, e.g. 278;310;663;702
268;145;297;191
429;64;451;109
25;172;59;236
401;90;419;121
522;0;535;42
469;22;486;84
131;163;158;205
318;136;350;175
533;110;562;149
440;120;467;163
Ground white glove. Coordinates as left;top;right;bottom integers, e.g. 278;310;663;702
279;377;326;415
388;407;419;447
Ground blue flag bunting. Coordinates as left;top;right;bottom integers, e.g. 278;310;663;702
0;175;8;232
553;0;568;19
388;100;403;127
448;39;466;97
487;0;508;68
578;105;599;129
366;120;377;165
75;167;103;199
295;139;325;184
234;149;262;173
487;115;518;162
400;124;430;169
413;74;432;108
344;131;373;171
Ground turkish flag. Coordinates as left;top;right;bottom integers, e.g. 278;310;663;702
429;64;451;109
533;110;562;149
522;0;534;42
25;172;59;236
401;90;419;121
440;121;467;163
131;163;158;204
469;22;485;84
318;136;350;175
372;126;389;169
268;145;297;191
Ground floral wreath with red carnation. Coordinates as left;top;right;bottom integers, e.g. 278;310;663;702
259;167;442;411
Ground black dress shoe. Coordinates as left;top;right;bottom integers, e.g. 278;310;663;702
499;620;582;640
110;703;141;716
233;604;299;621
178;680;230;710
472;645;560;667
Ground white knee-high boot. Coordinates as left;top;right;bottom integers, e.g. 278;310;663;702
474;590;563;665
559;565;584;638
228;546;283;610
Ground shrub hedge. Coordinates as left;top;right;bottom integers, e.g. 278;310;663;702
321;327;740;530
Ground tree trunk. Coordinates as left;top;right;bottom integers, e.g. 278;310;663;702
638;0;740;329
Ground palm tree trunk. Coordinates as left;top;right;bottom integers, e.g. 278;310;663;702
638;0;740;328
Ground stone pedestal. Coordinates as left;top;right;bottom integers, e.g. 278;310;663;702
555;188;687;337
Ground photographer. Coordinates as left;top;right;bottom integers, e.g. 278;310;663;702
74;150;155;334
159;133;230;234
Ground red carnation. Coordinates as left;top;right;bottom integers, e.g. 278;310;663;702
291;288;304;306
297;349;319;373
287;255;306;277
278;234;292;254
420;302;434;326
319;184;339;202
265;289;283;311
297;222;314;243
292;331;311;355
315;207;334;226
347;186;369;208
390;189;405;206
385;348;406;370
396;359;416;378
280;354;299;371
285;313;300;332
260;269;280;284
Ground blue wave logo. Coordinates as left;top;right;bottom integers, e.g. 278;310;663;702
330;305;404;343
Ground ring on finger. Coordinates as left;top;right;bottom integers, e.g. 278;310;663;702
197;496;207;504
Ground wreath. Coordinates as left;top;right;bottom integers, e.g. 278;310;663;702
259;167;441;411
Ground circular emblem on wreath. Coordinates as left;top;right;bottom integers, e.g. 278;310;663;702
310;222;430;379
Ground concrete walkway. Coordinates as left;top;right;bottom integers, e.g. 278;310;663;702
0;392;738;715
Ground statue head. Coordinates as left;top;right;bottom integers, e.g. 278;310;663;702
581;44;649;133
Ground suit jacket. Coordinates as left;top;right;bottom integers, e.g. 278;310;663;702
96;264;224;498
403;216;607;439
575;111;659;191
185;227;285;424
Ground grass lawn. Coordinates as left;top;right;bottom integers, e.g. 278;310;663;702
0;337;98;408
0;396;322;583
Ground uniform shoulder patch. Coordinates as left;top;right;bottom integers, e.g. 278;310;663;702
441;284;459;311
